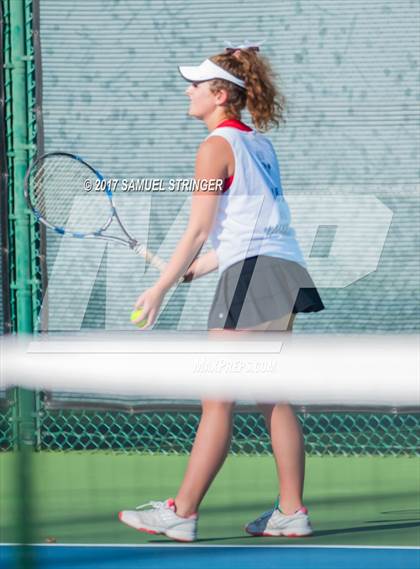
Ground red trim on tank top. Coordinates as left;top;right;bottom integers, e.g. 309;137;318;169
223;175;233;191
216;119;252;191
216;119;252;132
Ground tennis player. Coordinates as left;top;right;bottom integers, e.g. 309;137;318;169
119;42;325;542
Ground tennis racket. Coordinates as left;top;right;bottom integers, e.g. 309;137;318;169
24;151;186;277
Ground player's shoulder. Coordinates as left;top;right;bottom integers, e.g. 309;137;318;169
197;134;231;158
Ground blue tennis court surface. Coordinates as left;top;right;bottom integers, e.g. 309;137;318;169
2;545;419;569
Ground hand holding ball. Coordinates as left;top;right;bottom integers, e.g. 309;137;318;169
130;308;148;328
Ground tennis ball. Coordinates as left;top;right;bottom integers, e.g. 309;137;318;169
130;308;148;328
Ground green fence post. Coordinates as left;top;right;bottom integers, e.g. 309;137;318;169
8;0;37;426
7;0;37;433
9;2;33;333
7;0;37;565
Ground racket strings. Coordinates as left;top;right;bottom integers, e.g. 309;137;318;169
29;155;112;234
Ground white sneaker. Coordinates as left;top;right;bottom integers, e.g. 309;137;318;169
245;502;313;537
118;498;198;542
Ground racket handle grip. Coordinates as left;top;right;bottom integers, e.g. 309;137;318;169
133;243;167;272
133;243;185;285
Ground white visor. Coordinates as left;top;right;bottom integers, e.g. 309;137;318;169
178;59;246;89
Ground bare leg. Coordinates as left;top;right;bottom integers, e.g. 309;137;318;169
255;313;306;514
175;399;235;517
257;402;305;514
175;313;304;518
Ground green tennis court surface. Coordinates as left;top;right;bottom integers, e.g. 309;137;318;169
1;453;419;547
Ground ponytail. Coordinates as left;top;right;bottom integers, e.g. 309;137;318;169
209;48;287;132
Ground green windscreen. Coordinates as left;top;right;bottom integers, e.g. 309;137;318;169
35;0;419;334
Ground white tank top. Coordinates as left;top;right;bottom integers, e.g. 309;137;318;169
207;124;307;275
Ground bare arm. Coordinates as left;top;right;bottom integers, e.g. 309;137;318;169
182;249;219;282
133;136;231;327
152;136;228;293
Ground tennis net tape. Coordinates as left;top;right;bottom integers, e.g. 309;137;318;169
1;332;419;455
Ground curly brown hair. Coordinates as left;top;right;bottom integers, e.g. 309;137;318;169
208;48;287;132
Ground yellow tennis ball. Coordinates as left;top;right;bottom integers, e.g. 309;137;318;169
130;308;148;328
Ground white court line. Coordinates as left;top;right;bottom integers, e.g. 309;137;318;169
1;543;419;549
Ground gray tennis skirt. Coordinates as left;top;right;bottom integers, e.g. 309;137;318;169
208;255;325;330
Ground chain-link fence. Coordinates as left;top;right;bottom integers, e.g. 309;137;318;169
38;410;420;457
0;392;15;451
1;390;418;456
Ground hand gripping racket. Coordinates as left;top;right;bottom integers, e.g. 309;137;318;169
24;151;191;278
